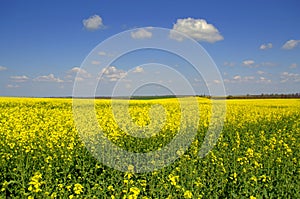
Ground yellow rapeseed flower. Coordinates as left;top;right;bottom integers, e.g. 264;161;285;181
184;190;193;199
73;183;84;195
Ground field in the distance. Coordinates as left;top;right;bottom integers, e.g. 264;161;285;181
0;97;299;198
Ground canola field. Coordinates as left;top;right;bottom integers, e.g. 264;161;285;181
0;97;299;198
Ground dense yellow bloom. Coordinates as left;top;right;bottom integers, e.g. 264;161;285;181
28;172;44;193
69;195;74;199
168;174;179;186
73;183;84;195
183;190;193;198
129;187;140;195
0;97;299;198
246;148;254;158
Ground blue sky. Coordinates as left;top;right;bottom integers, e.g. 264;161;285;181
0;0;299;96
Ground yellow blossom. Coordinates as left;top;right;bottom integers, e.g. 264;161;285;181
184;190;193;198
73;183;84;195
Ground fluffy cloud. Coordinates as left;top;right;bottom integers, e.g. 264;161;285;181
225;75;257;83
282;39;300;50
69;67;82;73
132;66;144;73
280;72;300;83
34;74;63;83
257;76;271;83
69;67;90;76
66;67;92;81
233;75;241;80
170;18;223;43
241;60;276;68
0;66;7;71
131;28;152;39
100;66;126;81
10;75;29;82
83;15;104;31
259;43;273;50
242;60;256;67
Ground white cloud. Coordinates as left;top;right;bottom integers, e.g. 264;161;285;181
100;66;127;81
226;73;272;84
10;75;29;82
289;63;297;69
34;74;63;83
66;67;92;82
0;66;7;71
243;60;255;65
259;43;273;50
69;67;91;77
69;67;88;75
282;39;300;50
241;61;275;68
242;60;255;67
83;15;104;31
69;67;83;73
6;84;19;88
280;72;300;83
233;75;241;80
132;66;144;73
131;28;152;39
226;75;258;83
257;76;271;83
170;18;223;43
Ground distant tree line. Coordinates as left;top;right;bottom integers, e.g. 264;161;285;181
62;93;300;99
226;93;300;99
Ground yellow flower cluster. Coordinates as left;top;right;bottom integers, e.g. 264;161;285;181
0;97;299;198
